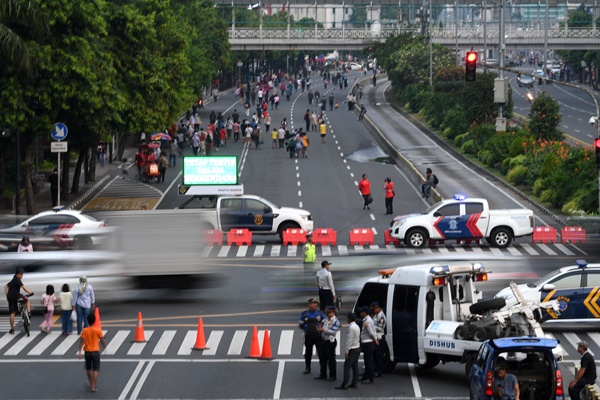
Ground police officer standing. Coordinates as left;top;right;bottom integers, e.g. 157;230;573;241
359;306;378;384
298;298;327;377
371;302;387;377
315;260;336;311
317;305;341;381
303;232;316;267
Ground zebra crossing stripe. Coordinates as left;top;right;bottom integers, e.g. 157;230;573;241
253;245;265;257
51;333;79;355
438;247;450;254
563;332;593;356
270;245;281;257
520;243;539;256
218;246;230;257
177;331;196;356
228;330;247;355
28;332;62;356
354;245;364;251
152;330;176;355
236;246;248;257
201;246;213;258
422;248;433;255
490;248;503;257
405;248;416;255
277;330;294;355
203;331;224;356
338;245;348;256
129;331;154;355
538;244;557;256
321;245;331;257
370;245;380;250
287;245;297;257
587;333;600;354
555;243;575;256
104;330;130;355
0;332;18;351
5;332;40;356
507;246;521;256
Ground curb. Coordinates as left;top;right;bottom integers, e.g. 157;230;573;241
66;175;111;210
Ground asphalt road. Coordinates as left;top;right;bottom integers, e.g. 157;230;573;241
4;70;600;400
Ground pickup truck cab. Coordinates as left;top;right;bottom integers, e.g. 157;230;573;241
389;195;534;248
179;194;314;241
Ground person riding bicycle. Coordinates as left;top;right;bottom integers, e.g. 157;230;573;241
4;267;33;334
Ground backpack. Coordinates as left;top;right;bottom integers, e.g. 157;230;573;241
433;174;439;186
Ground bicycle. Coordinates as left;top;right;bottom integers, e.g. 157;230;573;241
16;293;33;336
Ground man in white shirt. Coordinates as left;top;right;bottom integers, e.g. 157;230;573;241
335;312;360;390
359;306;378;383
315;260;336;311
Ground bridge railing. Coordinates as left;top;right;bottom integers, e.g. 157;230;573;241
430;26;600;39
229;27;418;40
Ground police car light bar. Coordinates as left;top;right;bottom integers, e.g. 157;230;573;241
453;194;467;201
576;259;588;269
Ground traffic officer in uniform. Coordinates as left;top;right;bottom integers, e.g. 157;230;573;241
315;260;336;311
298;298;327;377
359;306;378;384
317;305;341;381
303;232;316;267
371;302;387;377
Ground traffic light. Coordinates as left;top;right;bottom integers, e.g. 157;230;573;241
595;138;600;168
465;51;478;82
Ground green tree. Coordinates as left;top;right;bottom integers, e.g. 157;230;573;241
461;72;513;125
527;93;563;141
388;40;454;90
0;0;48;77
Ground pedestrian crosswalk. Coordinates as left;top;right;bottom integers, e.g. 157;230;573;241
0;326;594;361
200;242;585;259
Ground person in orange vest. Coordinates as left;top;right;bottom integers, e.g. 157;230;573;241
358;174;372;210
384;177;395;215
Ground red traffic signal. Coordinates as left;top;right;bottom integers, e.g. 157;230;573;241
465;51;478;82
594;138;600;168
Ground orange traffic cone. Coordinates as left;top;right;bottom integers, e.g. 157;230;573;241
132;312;146;343
259;329;274;360
247;326;261;358
192;318;208;351
93;307;102;330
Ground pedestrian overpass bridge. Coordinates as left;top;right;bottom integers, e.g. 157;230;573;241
229;26;600;51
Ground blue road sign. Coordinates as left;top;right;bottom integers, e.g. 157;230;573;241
51;123;68;141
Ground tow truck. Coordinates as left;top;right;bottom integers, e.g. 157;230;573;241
354;263;562;375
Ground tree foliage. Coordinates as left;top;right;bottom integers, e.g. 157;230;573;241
388;40;454;90
527;93;563;141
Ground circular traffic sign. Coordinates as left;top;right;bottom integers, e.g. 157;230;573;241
51;122;68;141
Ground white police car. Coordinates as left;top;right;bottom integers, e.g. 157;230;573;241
495;260;600;324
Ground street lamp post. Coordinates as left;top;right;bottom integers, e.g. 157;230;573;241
0;128;21;215
237;60;243;85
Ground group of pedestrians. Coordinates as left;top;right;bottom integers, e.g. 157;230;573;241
357;174;395;215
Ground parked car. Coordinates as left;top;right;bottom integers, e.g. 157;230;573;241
348;62;363;71
517;74;534;88
469;337;564;400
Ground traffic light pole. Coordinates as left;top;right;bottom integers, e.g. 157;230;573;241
496;0;506;132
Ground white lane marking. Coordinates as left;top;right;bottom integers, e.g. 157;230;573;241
118;360;146;400
297;181;301;187
298;190;302;196
409;363;422;397
128;331;154;355
277;330;294;355
273;360;286;400
350;172;354;177
555;243;575;256
346;165;350;170
177;331;196;355
520;243;539;256
203;331;224;356
104;330;130;355
490;247;504;256
370;214;375;221
51;333;79;355
270;245;281;257
253;245;265;257
236;246;248;257
299;201;303;208
564;332;592;356
0;331;18;351
338;245;348;256
201;246;213;258
507;246;521;256
538;243;557;256
438;247;450;254
130;360;156;400
218;246;231;257
28;332;61;356
288;245;297;257
321;245;332;257
228;330;248;355
152;330;176;355
296;173;299;178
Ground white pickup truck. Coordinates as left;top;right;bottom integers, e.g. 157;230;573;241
179;194;314;241
389;195;534;248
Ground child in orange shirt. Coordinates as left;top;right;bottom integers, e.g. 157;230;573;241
78;313;106;393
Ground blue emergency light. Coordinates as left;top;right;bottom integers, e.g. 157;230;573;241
453;194;467;201
429;265;450;275
576;259;588;269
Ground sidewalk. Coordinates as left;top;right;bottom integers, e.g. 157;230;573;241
3;86;236;216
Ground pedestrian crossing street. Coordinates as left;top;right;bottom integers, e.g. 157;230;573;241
200;241;586;259
0;326;593;361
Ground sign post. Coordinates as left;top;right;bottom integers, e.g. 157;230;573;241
51;123;68;207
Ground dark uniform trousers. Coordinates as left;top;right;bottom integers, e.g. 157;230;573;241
361;341;376;380
318;288;334;311
341;348;361;386
323;338;337;378
304;334;326;375
569;377;596;400
374;336;387;374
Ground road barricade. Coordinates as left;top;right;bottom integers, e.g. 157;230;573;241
227;228;252;246
561;226;586;244
204;229;223;246
383;230;401;246
282;228;307;246
349;228;375;246
313;228;337;246
532;226;557;244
